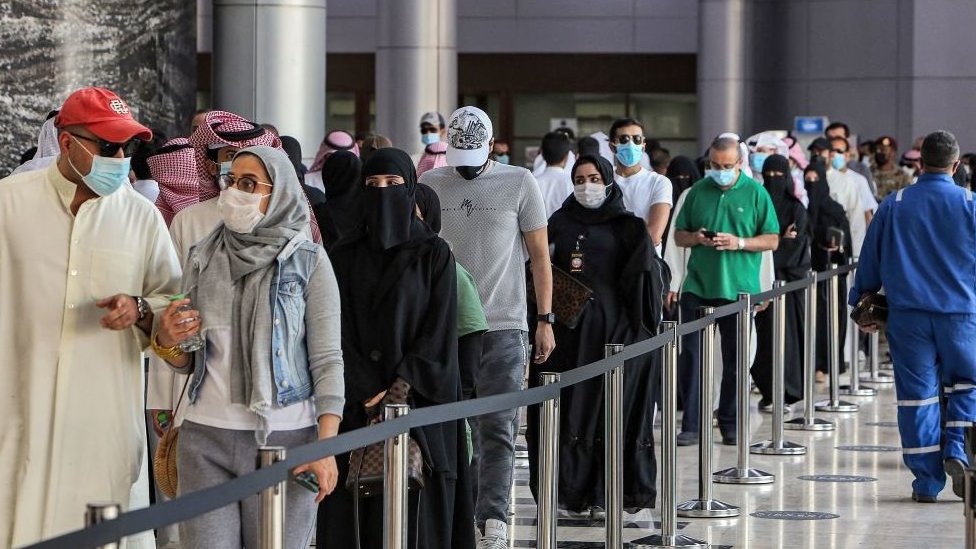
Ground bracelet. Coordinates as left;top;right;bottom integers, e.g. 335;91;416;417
151;333;184;361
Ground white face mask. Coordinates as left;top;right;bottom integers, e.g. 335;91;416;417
218;187;266;233
574;182;607;209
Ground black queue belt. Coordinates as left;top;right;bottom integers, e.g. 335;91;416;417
22;263;859;549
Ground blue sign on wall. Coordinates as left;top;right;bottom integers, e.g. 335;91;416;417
794;116;829;134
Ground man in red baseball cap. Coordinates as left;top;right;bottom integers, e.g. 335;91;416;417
0;87;180;547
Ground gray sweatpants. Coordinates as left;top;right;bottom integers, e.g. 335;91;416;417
177;421;317;549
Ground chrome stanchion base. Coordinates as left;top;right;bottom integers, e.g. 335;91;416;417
784;417;836;431
638;534;709;548
860;372;894;384
675;499;740;518
839;385;878;397
814;399;859;412
880;361;893;371
712;466;775;484
749;440;807;455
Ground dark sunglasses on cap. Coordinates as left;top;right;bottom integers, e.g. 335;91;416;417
70;132;140;157
614;134;645;145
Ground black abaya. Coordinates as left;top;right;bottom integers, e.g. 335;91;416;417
751;156;811;405
526;155;667;512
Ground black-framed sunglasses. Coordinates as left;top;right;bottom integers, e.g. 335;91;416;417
614;134;645;145
69;132;139;157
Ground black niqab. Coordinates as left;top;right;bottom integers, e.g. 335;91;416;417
666;155;700;204
361;148;435;250
761;154;799;232
313;150;362;249
560;155;629;224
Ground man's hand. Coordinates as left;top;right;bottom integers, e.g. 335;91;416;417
293;456;339;504
534;323;555;364
96;294;140;331
783;223;798;240
149;409;171;437
712;232;740;251
858;323;879;334
664;291;679;312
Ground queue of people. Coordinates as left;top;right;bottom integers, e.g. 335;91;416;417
2;84;974;549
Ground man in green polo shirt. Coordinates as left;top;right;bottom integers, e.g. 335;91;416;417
673;136;780;446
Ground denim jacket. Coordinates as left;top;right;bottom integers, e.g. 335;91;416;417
183;234;321;407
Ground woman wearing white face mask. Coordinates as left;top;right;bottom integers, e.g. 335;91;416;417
526;154;670;519
152;145;345;549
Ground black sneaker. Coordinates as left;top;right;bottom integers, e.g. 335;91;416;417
676;431;699;446
721;434;737;446
945;458;967;499
912;491;937;503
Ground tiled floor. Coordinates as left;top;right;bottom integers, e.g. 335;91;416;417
507;369;967;548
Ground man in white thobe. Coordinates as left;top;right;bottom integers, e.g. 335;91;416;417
0;87;180;548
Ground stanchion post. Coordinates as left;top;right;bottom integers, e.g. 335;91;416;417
257;446;287;549
786;271;835;431
604;344;625;548
840;259;877;397
751;281;806;456
677;307;739;518
383;405;410;549
860;329;893;384
537;373;560;549
85;502;121;549
815;264;859;413
644;322;707;548
714;293;774;484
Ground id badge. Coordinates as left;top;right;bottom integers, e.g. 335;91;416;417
570;251;584;273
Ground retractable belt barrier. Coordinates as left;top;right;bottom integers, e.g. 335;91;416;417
20;263;857;549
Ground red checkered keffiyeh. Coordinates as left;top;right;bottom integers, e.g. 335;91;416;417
187;111;320;242
149;138;198;226
416;141;448;177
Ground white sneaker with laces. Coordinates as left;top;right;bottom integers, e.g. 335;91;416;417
478;518;508;549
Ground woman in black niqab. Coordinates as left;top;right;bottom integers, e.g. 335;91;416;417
751;154;810;407
313;150;363;250
662;155;701;256
318;148;475;549
526;154;668;515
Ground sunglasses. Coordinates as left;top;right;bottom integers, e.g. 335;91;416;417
69;133;139;157
614;134;645;145
219;174;273;194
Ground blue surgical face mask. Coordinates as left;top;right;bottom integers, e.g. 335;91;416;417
750;153;769;174
495;154;510;165
706;168;737;187
615;143;643;168
219;161;232;176
67;135;131;197
421;132;439;146
831;154;847;171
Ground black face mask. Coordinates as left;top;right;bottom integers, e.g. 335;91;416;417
875;152;888;166
363;185;414;250
456;163;488;181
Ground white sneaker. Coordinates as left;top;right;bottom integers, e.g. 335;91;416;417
589;506;606;520
478;518;508;549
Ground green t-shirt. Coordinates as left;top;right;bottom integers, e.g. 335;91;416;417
456;263;489;337
674;172;779;301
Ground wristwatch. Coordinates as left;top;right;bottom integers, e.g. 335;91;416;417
134;296;151;321
537;312;556;324
737;237;746;251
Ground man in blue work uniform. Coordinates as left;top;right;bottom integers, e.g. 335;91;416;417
851;130;976;503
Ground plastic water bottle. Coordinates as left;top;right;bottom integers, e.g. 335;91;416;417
168;294;204;352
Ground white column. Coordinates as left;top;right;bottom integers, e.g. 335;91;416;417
375;0;457;158
213;0;326;160
697;0;746;149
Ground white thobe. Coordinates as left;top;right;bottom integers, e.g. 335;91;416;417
826;168;867;257
0;164;180;548
534;166;573;218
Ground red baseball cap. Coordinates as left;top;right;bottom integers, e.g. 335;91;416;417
55;87;152;143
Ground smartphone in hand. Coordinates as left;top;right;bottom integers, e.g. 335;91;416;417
702;230;718;239
293;471;319;493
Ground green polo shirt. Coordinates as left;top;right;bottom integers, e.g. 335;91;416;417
674;172;779;301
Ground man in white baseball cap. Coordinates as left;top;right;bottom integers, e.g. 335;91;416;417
420;106;555;548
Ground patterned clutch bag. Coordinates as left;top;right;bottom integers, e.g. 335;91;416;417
527;263;594;329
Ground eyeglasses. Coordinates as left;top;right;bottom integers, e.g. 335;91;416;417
69;133;139;157
219;174;273;194
614;134;645;145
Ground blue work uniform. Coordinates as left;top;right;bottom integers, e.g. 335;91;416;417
850;172;976;497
